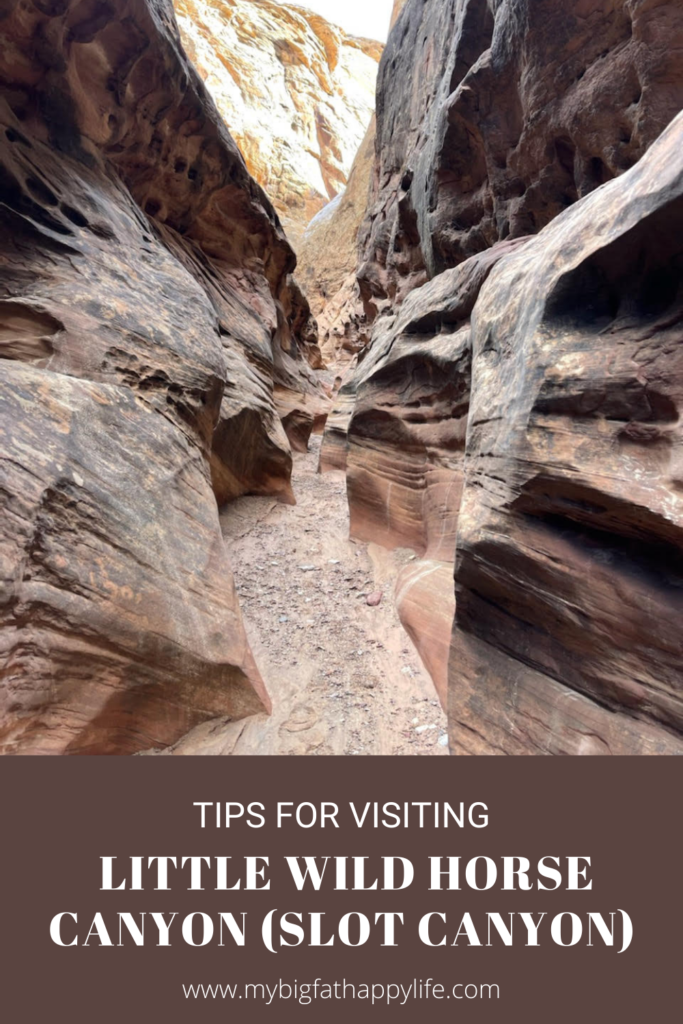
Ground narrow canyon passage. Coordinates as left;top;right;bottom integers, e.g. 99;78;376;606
3;0;682;757
165;437;447;755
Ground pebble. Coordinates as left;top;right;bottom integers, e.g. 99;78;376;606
220;436;447;758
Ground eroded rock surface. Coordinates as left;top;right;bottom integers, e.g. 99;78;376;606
145;437;448;757
344;238;528;707
0;0;324;753
331;0;683;752
175;0;382;247
451;112;683;755
297;0;408;362
358;0;683;323
297;117;376;362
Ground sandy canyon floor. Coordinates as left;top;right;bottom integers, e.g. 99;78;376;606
165;437;447;755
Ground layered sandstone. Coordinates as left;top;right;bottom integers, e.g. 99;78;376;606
297;117;376;362
451;112;683;755
298;0;409;362
344;238;528;705
175;0;381;248
0;0;323;754
357;0;683;323
333;0;683;752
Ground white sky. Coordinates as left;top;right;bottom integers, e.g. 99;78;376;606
269;0;394;41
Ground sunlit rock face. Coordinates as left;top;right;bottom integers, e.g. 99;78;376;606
297;3;409;362
175;0;382;247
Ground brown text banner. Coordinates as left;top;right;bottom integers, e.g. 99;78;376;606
0;757;679;1021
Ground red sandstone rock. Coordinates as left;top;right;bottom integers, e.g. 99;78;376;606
175;0;382;250
450;111;683;755
396;561;454;708
0;0;322;753
338;1;683;750
298;118;376;361
358;0;683;325
318;366;359;473
341;238;527;709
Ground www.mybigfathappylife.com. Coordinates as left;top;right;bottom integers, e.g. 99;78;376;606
181;979;500;1005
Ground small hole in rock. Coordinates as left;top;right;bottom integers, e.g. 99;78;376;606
60;203;89;228
5;127;31;146
26;176;58;206
90;222;116;240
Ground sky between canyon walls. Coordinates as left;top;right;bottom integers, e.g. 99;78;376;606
269;0;394;40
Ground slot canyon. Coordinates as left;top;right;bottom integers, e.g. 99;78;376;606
1;0;682;755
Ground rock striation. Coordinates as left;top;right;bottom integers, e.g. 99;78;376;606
357;0;683;323
0;0;323;754
297;117;376;364
330;0;683;753
451;112;683;755
297;2;410;365
174;0;382;248
345;237;528;705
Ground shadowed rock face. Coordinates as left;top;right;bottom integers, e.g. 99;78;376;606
318;371;358;474
330;0;683;752
344;237;528;706
297;117;376;362
0;0;330;753
451;112;683;755
391;0;410;29
358;0;683;323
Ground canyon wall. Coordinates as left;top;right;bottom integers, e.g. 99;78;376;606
299;1;411;362
391;0;410;30
451;114;683;754
174;0;381;248
297;117;376;363
332;0;683;753
0;0;321;754
357;0;683;320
